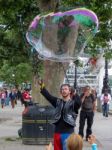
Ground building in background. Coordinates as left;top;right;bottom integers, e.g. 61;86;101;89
64;63;100;95
64;62;112;111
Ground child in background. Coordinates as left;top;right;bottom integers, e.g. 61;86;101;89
46;134;98;150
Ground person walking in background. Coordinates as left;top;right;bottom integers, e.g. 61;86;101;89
16;88;24;105
38;79;81;150
100;89;111;117
0;89;6;108
79;86;96;141
4;88;10;106
22;89;33;108
9;88;17;108
70;87;81;115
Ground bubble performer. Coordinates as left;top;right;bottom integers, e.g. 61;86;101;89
38;79;81;150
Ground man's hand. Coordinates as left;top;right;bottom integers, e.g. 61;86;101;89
46;142;53;150
84;91;90;97
38;79;45;89
88;135;96;144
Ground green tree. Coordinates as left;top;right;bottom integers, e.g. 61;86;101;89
0;0;41;89
0;61;32;85
0;0;112;104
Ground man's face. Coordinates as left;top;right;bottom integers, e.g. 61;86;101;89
84;87;91;96
60;85;71;99
104;90;108;94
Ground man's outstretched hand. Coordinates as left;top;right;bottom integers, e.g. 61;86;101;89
88;135;96;144
46;142;53;150
38;79;45;89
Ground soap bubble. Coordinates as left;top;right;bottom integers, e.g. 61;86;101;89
26;8;99;62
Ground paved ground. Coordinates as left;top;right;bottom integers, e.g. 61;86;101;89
0;102;112;150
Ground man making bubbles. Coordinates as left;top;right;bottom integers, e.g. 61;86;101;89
38;80;81;150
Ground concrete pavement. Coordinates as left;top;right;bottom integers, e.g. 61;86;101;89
0;102;112;150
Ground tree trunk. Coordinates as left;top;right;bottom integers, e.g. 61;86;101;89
31;0;79;105
32;62;68;106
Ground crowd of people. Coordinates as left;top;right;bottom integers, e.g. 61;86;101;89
0;81;111;150
0;87;32;109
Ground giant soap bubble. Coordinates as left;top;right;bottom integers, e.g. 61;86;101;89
26;8;99;62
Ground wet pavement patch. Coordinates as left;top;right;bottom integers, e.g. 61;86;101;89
0;118;12;123
83;138;102;148
5;137;21;142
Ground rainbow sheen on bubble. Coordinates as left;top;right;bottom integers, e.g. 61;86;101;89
26;8;99;62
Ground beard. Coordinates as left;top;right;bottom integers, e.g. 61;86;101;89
62;93;70;99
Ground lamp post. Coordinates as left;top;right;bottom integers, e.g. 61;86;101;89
74;65;77;90
102;58;111;94
12;73;15;87
74;60;79;91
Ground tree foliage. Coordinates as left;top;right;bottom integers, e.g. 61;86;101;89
0;0;40;83
0;0;112;83
0;0;39;61
61;0;112;55
0;61;32;85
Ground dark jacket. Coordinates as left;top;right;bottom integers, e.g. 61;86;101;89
41;88;81;127
9;92;17;100
80;93;95;112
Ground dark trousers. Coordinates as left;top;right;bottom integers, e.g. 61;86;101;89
79;110;94;139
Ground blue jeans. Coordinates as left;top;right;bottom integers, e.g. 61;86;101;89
5;97;10;105
102;103;109;117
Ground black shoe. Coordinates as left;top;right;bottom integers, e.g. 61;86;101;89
86;136;89;141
